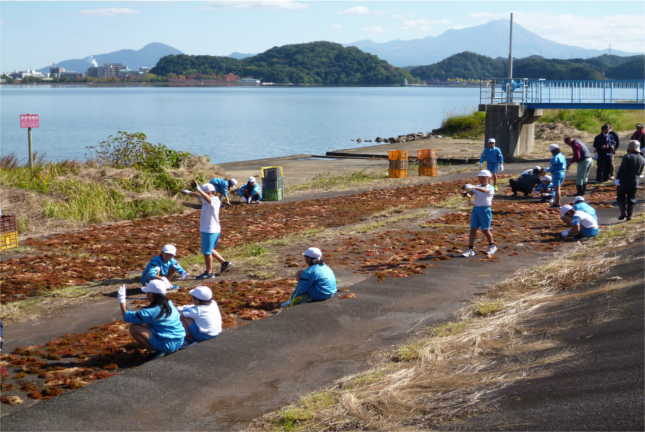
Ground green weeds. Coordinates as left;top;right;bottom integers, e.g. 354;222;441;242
539;109;644;133
287;170;386;193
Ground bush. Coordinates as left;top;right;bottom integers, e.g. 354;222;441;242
433;111;485;138
539;109;644;133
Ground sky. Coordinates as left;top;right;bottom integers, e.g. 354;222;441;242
1;0;644;72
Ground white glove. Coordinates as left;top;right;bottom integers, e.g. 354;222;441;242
560;229;570;239
464;184;474;191
117;285;127;304
614;179;620;186
181;189;192;195
499;164;504;172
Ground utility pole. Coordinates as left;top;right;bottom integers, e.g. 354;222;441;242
507;12;514;103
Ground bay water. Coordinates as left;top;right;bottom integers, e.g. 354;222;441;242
0;86;479;164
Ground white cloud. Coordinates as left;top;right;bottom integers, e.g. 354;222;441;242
401;18;451;33
79;8;139;16
331;23;343;30
361;25;385;34
339;6;370;16
207;0;307;9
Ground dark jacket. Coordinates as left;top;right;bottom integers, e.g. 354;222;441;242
631;130;645;150
617;152;645;188
569;139;591;162
593;131;620;156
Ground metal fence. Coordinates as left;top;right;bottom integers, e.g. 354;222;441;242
480;79;645;107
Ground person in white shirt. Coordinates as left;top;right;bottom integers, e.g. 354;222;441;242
559;205;600;239
179;286;222;343
182;182;232;280
461;170;498;257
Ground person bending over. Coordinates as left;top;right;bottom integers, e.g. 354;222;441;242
179;286;222;343
559;205;600;240
238;177;262;204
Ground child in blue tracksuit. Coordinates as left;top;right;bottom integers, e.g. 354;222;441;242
140;244;188;286
572;196;598;221
282;247;337;307
461;170;498;258
209;177;238;206
117;279;186;355
237;177;262;204
480;138;504;188
535;175;555;202
547;143;568;207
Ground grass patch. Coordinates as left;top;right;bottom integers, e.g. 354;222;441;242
431;320;468;337
473;300;504;317
539;109;645;133
433;111;485;138
287;170;386;193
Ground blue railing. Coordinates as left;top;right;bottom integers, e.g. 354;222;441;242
480;79;645;109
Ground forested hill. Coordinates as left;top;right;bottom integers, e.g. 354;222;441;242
408;52;645;81
151;42;413;85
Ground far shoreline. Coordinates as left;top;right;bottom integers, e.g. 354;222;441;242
0;82;479;89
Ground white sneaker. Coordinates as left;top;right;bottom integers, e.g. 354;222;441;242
487;244;498;256
462;248;476;258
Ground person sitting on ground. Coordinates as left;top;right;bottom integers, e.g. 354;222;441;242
509;165;544;196
559;205;600;240
140;244;188;286
479;138;504;189
281;247;337;307
572;196;598;221
117;279;186;356
237;177;262;204
547;144;567;207
178;286;222;343
615;140;645;221
209;177;238;206
461;170;498;258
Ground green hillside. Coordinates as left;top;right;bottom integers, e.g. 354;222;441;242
151;41;413;85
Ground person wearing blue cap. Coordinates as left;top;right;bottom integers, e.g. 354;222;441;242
461;170;497;258
281;247;337;307
209;177;238;206
479;138;504;189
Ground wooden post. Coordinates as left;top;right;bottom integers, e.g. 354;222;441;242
27;127;33;170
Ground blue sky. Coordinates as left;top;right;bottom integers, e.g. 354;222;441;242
1;0;643;72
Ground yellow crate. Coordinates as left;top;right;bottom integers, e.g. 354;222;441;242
388;168;408;179
0;231;18;251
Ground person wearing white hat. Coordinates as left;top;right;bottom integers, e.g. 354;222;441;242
558;204;599;240
535;175;554;202
117;279;186;355
546;144;567;207
281;247;337;307
510;166;545;196
461;170;498;258
208;177;238;206
479;138;504;189
178;286;222;343
140;244;188;286
182;181;232;280
237;176;262;204
571;196;598;221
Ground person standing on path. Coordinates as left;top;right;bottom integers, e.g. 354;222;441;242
209;177;238;206
547;144;567;208
564;136;593;196
630;123;645;152
615;140;645;221
182;182;232;279
593;123;620;182
479;138;504;189
281;247;337;307
461;170;497;258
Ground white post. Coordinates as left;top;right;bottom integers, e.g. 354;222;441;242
507;12;514;103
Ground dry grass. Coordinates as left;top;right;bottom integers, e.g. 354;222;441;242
250;218;644;432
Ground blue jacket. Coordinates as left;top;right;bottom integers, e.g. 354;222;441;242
480;147;504;165
548;152;567;174
123;301;185;341
573;202;598;221
140;255;187;285
292;263;337;301
209;178;230;197
238;183;262;200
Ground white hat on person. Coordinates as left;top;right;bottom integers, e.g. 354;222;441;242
478;169;492;177
303;247;323;259
534;165;542;171
142;278;171;296
201;183;215;193
189;286;213;301
248;176;256;184
540;175;552;182
228;178;238;187
573;196;585;203
560;204;574;217
487;138;496;143
549;143;560;151
162;244;177;255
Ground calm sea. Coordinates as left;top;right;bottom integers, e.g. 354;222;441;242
0;86;479;164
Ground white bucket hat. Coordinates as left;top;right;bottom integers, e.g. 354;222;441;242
478;169;492;177
487;138;496;143
161;244;177;255
228;178;238;187
142;278;171;296
303;247;323;260
201;183;215;193
190;286;213;301
549;144;560;151
248;176;256;184
560;205;574;217
540;175;552;182
573;196;585;203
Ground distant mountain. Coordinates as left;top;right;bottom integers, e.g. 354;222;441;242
407;51;644;81
152;41;414;85
40;43;183;73
349;20;635;67
228;52;255;60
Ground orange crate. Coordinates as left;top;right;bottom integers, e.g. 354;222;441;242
419;166;438;177
0;231;18;251
388;168;408;178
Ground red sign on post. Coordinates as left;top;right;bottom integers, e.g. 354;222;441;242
20;114;40;128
